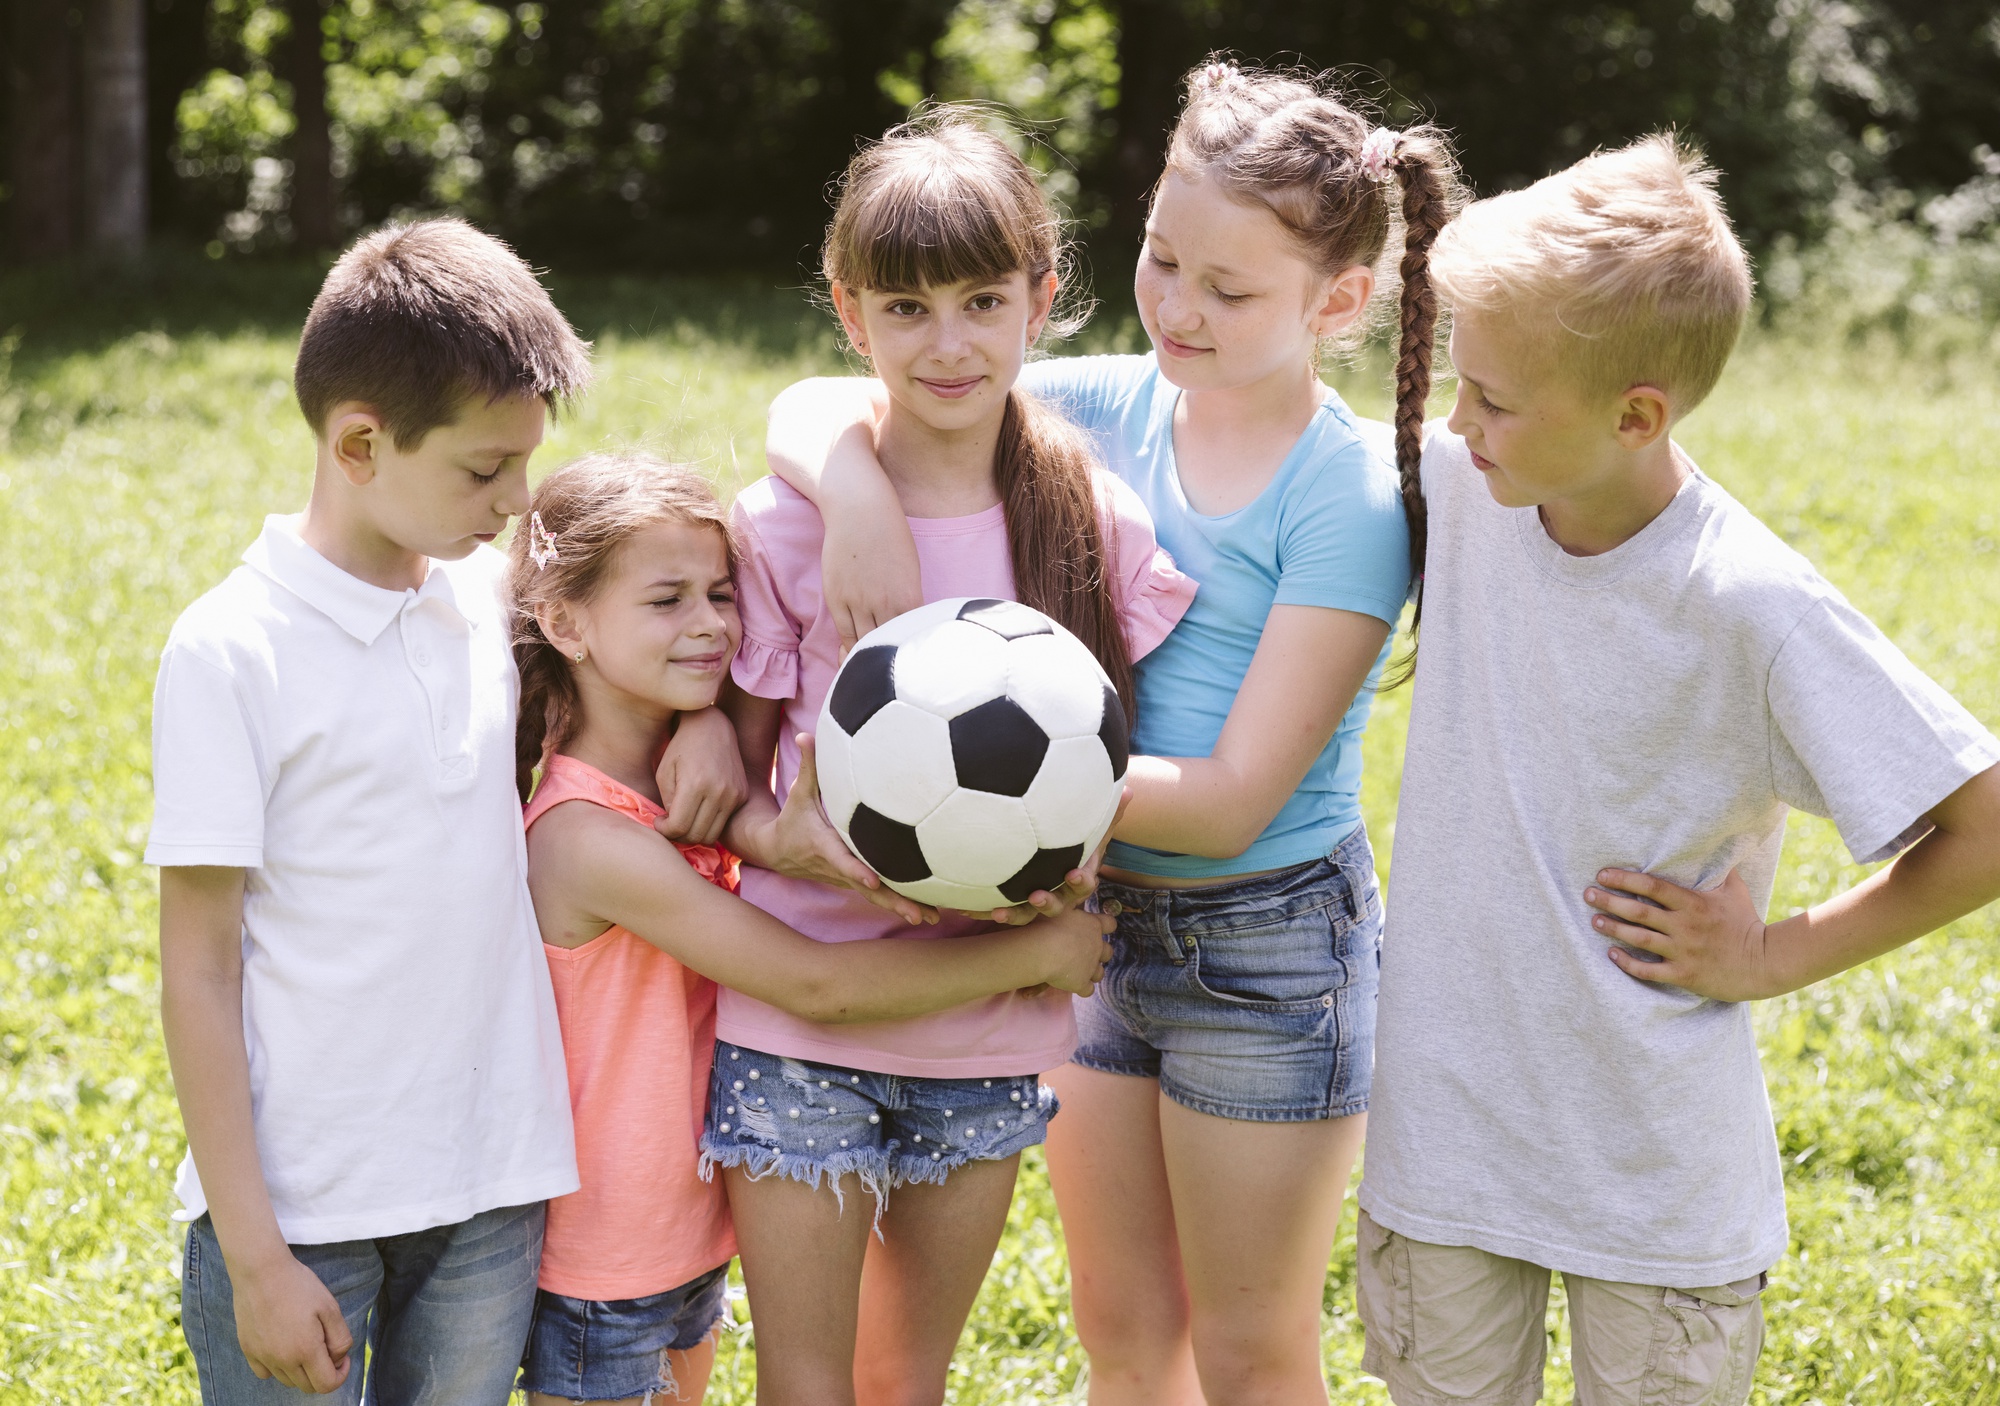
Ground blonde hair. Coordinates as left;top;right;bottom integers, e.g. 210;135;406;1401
507;452;735;801
1164;60;1463;678
1431;133;1752;411
822;107;1136;722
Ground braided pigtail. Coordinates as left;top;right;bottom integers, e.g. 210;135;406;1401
1382;131;1456;682
513;631;583;803
1162;66;1462;684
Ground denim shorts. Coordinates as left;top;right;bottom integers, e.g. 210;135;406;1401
517;1263;731;1403
698;1041;1055;1208
1074;824;1382;1122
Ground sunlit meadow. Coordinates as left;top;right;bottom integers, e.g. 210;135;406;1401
2;264;1996;1402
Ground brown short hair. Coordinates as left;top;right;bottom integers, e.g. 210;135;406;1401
294;218;593;447
1431;134;1752;412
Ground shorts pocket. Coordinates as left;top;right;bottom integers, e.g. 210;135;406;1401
1355;1212;1416;1360
1185;903;1346;1009
1645;1276;1767;1406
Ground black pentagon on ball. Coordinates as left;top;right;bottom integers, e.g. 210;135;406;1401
1000;844;1086;905
828;644;899;734
847;803;931;883
957;597;1054;640
1098;684;1130;781
949;696;1050;797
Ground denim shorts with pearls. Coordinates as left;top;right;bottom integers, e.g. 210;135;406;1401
698;1042;1055;1211
1074;824;1382;1123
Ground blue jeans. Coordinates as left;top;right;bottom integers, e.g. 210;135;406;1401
1074;825;1383;1122
181;1202;544;1405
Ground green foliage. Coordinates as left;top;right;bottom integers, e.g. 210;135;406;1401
122;0;2000;273
0;272;1997;1402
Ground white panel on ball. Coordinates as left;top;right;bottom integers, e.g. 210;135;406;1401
1005;632;1109;738
915;789;1038;886
896;875;1012;912
1021;735;1117;846
813;718;861;831
859;596;965;649
891;620;1013;719
849;700;957;825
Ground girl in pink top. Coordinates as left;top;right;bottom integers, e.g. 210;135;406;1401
707;116;1195;1406
506;454;1114;1406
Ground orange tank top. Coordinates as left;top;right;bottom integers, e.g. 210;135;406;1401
524;753;740;1299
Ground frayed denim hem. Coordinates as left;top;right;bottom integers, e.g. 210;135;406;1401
698;1136;892;1230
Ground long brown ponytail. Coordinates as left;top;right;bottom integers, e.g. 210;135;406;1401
507;452;735;802
821;107;1133;719
1165;60;1463;680
995;390;1136;720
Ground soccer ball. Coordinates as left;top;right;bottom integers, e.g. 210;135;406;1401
815;597;1129;911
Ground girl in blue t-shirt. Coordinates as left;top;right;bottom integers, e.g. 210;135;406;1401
764;64;1457;1402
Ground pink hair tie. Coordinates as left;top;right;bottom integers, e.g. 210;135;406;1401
1360;128;1401;181
1199;61;1240;91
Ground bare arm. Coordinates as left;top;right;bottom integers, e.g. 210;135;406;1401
529;804;1111;1018
764;376;920;650
652;704;749;845
721;686;935;926
159;867;353;1394
1115;604;1392;860
1588;761;2000;1000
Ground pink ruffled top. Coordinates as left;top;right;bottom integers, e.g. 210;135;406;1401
722;471;1197;1077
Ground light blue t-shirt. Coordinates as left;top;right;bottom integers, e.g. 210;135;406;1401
1021;353;1411;878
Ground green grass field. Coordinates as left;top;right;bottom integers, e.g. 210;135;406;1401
2;264;1997;1403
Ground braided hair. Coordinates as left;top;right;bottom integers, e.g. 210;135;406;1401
1165;59;1463;680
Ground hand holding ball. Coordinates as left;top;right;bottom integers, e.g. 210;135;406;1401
815;598;1129;912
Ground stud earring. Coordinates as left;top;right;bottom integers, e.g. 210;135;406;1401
573;650;585;662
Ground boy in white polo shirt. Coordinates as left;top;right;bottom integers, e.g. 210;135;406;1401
1356;137;2000;1405
148;220;592;1404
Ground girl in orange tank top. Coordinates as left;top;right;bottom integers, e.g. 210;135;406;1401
505;454;1114;1405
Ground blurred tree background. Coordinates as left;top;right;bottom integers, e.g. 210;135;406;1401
4;0;1999;306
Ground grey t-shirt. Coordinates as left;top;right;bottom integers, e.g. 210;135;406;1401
1358;430;2000;1286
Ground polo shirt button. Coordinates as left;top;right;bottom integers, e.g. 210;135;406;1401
416;653;430;666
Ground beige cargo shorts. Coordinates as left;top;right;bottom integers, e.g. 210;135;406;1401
1356;1211;1766;1406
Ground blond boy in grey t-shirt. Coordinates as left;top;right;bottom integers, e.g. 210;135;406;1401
1355;135;2000;1406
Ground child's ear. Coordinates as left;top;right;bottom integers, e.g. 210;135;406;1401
830;283;870;357
1024;270;1060;344
325;404;387;486
1613;385;1671;449
1309;265;1375;340
537;602;587;662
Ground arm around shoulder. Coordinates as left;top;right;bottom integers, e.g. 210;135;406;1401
763;376;918;648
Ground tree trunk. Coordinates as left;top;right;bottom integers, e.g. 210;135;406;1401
287;0;337;249
9;0;81;258
82;0;146;256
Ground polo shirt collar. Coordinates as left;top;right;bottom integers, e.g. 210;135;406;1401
244;514;468;645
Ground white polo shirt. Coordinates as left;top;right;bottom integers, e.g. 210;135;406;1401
147;515;577;1244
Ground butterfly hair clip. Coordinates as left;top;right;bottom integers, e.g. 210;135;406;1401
527;511;560;569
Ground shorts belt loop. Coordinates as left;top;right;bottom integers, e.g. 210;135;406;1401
1333;852;1361;921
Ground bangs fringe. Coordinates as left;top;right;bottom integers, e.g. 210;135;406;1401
838;169;1035;292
